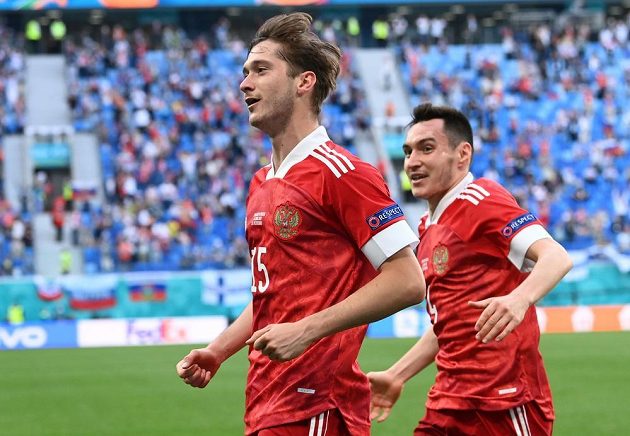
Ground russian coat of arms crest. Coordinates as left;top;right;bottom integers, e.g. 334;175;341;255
432;245;449;275
273;203;302;240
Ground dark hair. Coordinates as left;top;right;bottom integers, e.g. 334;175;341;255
409;103;474;152
249;13;341;114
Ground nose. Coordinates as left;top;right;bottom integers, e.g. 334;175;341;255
240;75;253;93
404;150;422;172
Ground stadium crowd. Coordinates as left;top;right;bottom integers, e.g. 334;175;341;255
392;11;630;253
63;20;370;272
1;9;629;276
0;24;34;276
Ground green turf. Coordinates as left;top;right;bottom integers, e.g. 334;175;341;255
1;332;629;435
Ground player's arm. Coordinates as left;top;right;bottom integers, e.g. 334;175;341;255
367;326;438;422
176;301;252;388
247;246;425;361
471;238;572;342
512;238;573;306
301;245;425;340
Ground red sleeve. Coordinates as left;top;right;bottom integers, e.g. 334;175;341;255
324;159;405;249
459;179;542;259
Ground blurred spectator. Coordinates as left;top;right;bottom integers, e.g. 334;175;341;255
60;247;72;274
7;301;25;325
51;196;65;242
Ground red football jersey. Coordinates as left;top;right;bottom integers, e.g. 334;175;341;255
244;126;418;434
417;173;554;420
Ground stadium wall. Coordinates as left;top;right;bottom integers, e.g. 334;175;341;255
0;316;228;350
2;305;630;350
1;261;629;349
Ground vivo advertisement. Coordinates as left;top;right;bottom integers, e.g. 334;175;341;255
0;311;425;350
0;320;78;350
0;315;227;350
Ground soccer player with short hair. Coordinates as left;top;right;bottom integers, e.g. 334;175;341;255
176;13;425;436
368;103;573;435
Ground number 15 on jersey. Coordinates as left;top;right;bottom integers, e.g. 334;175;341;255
251;246;269;293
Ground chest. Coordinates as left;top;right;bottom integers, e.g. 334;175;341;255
418;225;468;284
246;179;336;247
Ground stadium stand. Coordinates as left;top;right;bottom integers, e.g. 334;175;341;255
63;21;371;273
0;24;35;277
0;4;629;318
392;13;630;254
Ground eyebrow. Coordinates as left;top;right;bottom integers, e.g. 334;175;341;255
242;59;271;76
404;137;435;149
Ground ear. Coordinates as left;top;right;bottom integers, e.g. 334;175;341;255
458;142;473;169
296;71;317;97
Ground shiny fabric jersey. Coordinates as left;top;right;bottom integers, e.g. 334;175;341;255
417;176;554;420
244;128;417;434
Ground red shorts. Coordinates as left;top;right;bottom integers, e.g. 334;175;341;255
414;401;553;436
252;409;350;436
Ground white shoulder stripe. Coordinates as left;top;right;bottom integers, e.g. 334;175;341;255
468;183;491;196
320;143;356;170
311;144;357;178
314;146;349;174
457;193;480;205
457;183;490;206
310;150;342;178
461;188;486;200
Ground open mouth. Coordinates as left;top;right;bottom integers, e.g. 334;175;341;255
245;97;260;109
410;173;428;182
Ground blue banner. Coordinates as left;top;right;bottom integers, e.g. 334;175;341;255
0;321;78;350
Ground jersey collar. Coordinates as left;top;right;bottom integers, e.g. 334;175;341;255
426;172;474;226
266;126;330;180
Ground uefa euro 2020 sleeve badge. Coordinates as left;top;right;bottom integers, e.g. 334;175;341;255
432;244;449;275
273;203;302;240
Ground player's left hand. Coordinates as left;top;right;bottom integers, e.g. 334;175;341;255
468;293;530;343
246;322;313;361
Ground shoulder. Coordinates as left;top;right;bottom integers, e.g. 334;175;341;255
418;211;429;234
307;141;362;178
250;165;272;190
456;178;517;209
307;141;385;185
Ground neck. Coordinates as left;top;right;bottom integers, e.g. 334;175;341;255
270;112;319;170
428;171;470;217
428;199;440;217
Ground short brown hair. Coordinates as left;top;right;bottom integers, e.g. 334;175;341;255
249;13;341;114
409;103;474;152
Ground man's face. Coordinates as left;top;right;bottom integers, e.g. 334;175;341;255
240;40;297;136
403;118;462;206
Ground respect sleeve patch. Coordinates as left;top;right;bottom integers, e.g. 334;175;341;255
502;213;537;237
366;204;404;230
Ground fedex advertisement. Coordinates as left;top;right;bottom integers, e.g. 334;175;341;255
0;316;227;350
77;316;228;348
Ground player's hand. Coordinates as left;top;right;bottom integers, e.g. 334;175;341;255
367;370;403;423
468;293;530;343
176;348;222;388
246;322;313;361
